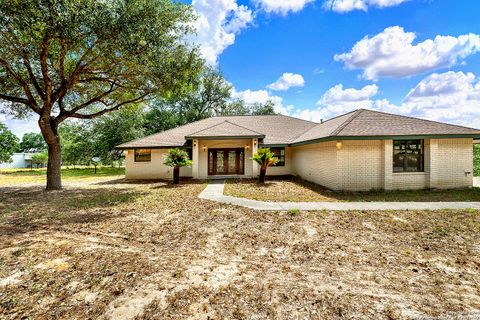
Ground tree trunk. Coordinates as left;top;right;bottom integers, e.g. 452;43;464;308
46;141;62;190
39;116;62;190
173;167;180;184
259;167;267;184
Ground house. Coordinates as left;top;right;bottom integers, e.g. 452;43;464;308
0;153;35;169
116;109;480;191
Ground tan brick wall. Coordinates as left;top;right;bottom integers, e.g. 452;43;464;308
291;141;339;190
434;138;473;188
125;149;192;180
392;173;427;190
290;138;473;191
382;140;393;190
337;140;384;191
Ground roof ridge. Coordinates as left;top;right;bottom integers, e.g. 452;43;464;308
185;119;265;137
187;120;229;136
211;113;320;125
362;108;480;132
290;109;360;141
330;109;364;136
223;120;265;135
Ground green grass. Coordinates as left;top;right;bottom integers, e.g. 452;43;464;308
287;208;300;216
0;166;125;186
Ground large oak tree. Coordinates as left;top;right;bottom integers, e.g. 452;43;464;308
0;0;202;189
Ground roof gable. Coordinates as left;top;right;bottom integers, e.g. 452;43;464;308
185;120;265;139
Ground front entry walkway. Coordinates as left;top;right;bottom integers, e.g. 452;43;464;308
199;180;480;211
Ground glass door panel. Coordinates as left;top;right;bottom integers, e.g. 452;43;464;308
228;151;237;174
216;151;225;174
238;150;244;174
208;151;214;175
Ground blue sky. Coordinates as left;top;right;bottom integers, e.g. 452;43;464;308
3;0;480;137
188;0;480;126
222;0;479;105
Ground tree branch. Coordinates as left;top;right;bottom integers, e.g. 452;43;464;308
22;53;45;99
0;58;41;114
40;35;52;106
58;39;67;85
0;93;32;106
61;95;148;121
65;81;117;114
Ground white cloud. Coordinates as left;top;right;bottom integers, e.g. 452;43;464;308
191;0;254;65
292;71;480;129
231;88;293;115
319;83;378;104
267;73;305;91
334;26;480;80
293;83;379;122
254;0;314;15
324;0;410;12
402;71;480;127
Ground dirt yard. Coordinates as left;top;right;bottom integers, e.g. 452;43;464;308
224;177;480;202
1;175;480;319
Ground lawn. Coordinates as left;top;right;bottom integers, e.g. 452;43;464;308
1;173;480;319
0;166;125;186
224;177;480;202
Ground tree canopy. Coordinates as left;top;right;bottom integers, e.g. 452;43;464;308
0;0;203;189
19;132;47;152
0;123;19;163
143;68;278;135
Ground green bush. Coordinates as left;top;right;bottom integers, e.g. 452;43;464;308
474;145;480;176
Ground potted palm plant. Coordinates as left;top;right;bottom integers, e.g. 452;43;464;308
252;148;278;184
164;148;192;184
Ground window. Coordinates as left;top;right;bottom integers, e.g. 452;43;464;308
134;149;151;162
270;147;285;167
185;148;193;160
393;140;424;172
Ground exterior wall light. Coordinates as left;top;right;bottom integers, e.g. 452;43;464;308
245;145;250;150
202;145;207;151
336;141;342;150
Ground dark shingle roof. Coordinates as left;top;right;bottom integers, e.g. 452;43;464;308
185;120;265;139
116;109;480;149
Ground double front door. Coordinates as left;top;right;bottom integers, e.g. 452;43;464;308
208;148;244;175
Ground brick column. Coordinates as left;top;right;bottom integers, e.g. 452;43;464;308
192;139;199;179
252;138;258;177
427;139;438;189
383;140;393;190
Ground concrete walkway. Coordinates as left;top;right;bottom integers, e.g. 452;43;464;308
199;180;480;211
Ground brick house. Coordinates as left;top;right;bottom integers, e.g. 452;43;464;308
117;109;480;191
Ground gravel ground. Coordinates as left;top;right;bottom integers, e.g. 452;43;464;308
224;178;480;202
1;178;480;319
